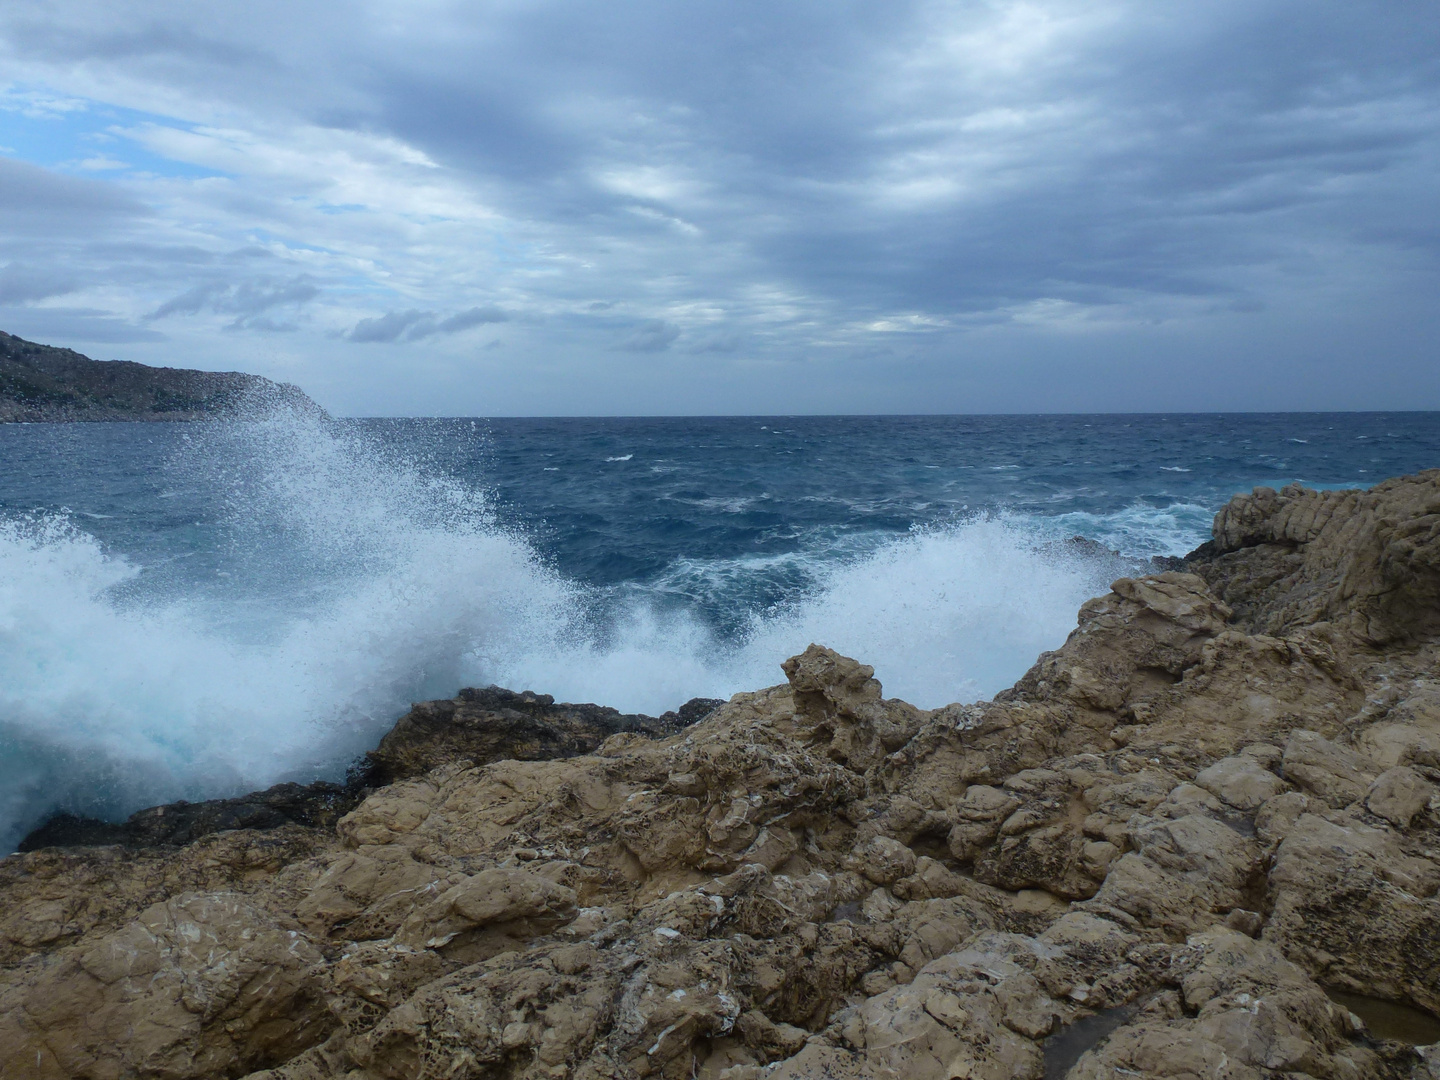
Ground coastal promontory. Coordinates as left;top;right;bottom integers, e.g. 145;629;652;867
0;330;319;422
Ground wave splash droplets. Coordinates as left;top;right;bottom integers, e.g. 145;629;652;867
1;413;1122;848
734;520;1112;706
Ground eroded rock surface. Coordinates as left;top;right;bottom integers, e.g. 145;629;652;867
365;686;721;784
5;472;1440;1079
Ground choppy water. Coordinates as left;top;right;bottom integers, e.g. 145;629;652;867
1;410;1436;848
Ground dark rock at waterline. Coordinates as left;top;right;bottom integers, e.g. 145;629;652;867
365;685;725;783
16;688;725;851
662;694;729;728
0;329;322;422
16;779;364;852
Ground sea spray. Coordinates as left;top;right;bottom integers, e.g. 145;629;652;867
0;411;1188;848
0;412;580;846
734;518;1127;705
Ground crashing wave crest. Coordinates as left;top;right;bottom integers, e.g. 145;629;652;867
0;411;1191;848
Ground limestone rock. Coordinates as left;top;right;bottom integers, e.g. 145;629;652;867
1268;809;1440;1013
1068;928;1384;1079
1197;470;1440;643
852;836;916;886
1082;812;1262;939
1254;790;1310;845
780;644;926;770
1366;765;1433;828
1194;754;1288;811
0;892;331;1079
6;471;1440;1080
394;866;578;958
1282;729;1380;808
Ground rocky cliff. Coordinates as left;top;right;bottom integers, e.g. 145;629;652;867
3;471;1440;1080
0;331;320;421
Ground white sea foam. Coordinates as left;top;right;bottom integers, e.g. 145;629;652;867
1041;502;1214;557
0;411;1207;847
729;519;1122;705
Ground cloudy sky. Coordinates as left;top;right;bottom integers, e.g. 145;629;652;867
1;1;1437;415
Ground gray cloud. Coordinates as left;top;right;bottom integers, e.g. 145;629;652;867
620;319;681;353
0;306;166;343
0;156;148;236
346;309;428;343
0;262;80;304
147;276;319;330
347;305;509;343
437;306;510;333
0;1;1438;410
684;332;742;355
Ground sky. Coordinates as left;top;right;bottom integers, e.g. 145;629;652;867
0;1;1437;416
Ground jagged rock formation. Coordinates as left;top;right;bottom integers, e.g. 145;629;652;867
15;690;723;852
365;686;721;784
4;471;1440;1079
0;330;320;421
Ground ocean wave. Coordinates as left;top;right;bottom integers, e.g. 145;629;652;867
0;412;1207;849
1039;502;1214;558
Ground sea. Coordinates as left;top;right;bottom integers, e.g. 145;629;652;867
2;411;1437;849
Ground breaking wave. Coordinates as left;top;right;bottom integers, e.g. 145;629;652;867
0;411;1193;848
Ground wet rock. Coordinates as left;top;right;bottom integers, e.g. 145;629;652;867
18;689;724;855
18;779;365;852
365;685;704;783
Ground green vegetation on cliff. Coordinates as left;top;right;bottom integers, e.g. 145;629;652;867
0;330;319;422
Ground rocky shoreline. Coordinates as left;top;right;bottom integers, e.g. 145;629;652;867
3;470;1440;1079
16;688;725;853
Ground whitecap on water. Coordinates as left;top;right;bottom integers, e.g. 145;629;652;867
0;410;1194;849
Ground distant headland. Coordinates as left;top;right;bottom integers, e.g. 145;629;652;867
0;331;320;422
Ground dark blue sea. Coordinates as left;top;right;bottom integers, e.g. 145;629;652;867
1;412;1437;847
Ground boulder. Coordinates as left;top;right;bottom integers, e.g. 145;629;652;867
1366;765;1434;828
1281;730;1379;808
1193;754;1288;811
